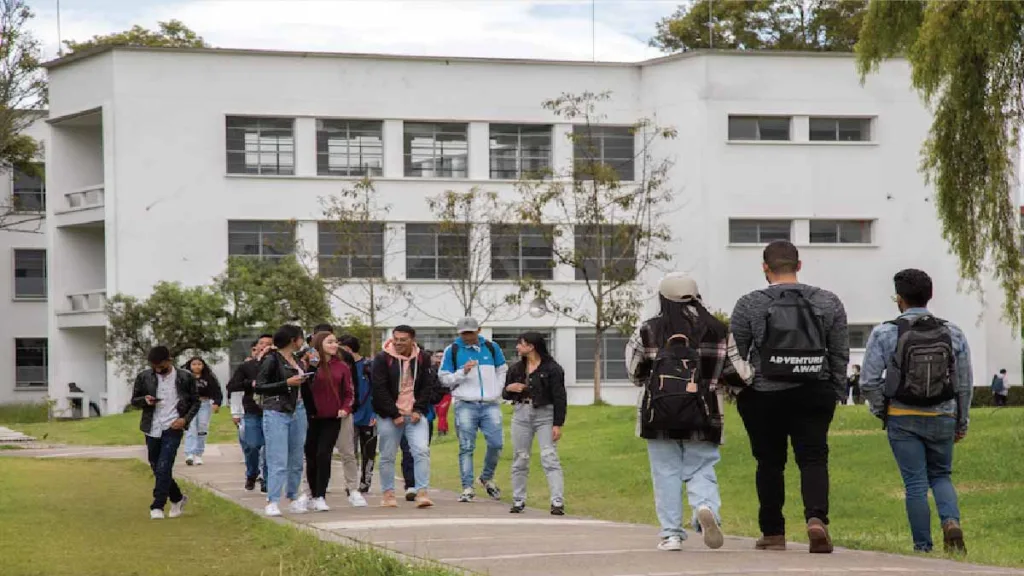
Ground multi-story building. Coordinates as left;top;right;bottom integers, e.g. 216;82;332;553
41;46;1021;414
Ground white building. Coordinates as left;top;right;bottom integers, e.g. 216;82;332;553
41;46;1021;413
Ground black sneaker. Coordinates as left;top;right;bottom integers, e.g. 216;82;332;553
405;488;417;502
510;500;525;514
550;499;565;516
258;478;267;493
244;476;257;491
480;478;501;500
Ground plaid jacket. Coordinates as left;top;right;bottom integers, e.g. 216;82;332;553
626;312;754;443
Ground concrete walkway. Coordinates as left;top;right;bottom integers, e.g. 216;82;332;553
6;443;1023;576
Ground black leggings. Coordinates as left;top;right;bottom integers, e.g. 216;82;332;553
355;425;378;493
305;418;342;498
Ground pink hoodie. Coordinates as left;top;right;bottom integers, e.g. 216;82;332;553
383;339;421;414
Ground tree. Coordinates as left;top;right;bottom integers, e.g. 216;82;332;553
651;0;867;53
105;282;229;379
63;19;208;54
514;92;675;402
856;1;1024;326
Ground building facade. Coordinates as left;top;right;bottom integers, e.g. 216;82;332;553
42;46;1021;414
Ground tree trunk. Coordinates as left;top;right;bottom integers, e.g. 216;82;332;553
593;330;603;404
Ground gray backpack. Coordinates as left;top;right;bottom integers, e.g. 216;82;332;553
884;315;956;406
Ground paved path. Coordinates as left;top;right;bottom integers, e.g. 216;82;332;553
0;425;34;443
6;443;1023;576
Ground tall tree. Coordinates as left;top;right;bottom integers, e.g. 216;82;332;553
63;19;208;54
651;0;867;53
857;1;1024;326
513;92;675;403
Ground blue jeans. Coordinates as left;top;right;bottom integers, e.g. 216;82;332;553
263;403;308;503
887;415;961;551
647;439;722;539
242;413;267;481
378;416;430;493
184;399;212;456
145;429;185;510
455;401;503;489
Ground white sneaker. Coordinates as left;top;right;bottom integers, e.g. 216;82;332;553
312;497;330;512
658;536;683;552
405;487;418;502
264;502;282;517
696;506;724;550
194;455;204;466
348;491;368;508
169;495;189;518
288;494;310;514
458;487;476;503
150;508;165;520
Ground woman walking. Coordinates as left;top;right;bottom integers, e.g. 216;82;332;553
503;332;567;515
183;356;223;466
256;324;310;517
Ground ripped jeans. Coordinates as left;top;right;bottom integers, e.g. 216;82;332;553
510;403;563;504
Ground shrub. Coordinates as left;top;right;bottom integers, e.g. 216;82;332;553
970;386;1024;407
0;402;49;424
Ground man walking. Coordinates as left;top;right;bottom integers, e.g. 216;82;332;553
439;317;508;503
227;334;273;492
130;346;200;519
730;240;849;553
860;269;971;554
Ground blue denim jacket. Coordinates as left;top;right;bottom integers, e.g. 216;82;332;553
859;308;973;433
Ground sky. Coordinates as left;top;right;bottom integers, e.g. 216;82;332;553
25;0;683;62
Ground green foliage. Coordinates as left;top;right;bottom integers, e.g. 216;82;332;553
651;0;867;53
0;0;45;191
63;19;208;54
0;401;48;423
712;309;731;328
971;386;1024;408
336;316;375;352
856;0;1024;327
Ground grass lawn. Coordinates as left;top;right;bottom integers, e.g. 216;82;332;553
10;409;240;446
0;458;452;576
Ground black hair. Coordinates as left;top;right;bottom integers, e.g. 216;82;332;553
183;356;217;383
393;325;416;338
651;295;726;346
338;334;361;353
893;268;933;308
518;331;552;361
147;346;171;364
1000;368;1007;374
763;240;800;274
258;333;273;341
273;324;305;349
313;323;334;335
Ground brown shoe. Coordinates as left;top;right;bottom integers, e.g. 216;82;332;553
755;534;787;551
380;490;398;508
415;490;434;509
942;519;966;554
807;518;833;554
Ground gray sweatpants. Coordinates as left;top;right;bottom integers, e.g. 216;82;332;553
511;403;564;504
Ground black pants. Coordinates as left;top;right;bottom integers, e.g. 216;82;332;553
355;424;378;493
994;393;1008;407
304;418;342;498
402;419;434;490
737;385;837;537
145;429;184;510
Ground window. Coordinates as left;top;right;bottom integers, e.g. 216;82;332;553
229;332;259;375
809;117;872;142
491;330;553;361
405;223;469;280
227;221;295;260
15;338;47;388
12;164;44;212
573;126;635;181
13;249;46;299
318;221;385;278
410;329;453;355
489;124;552;179
316;119;383;177
490;224;554;281
575;329;629;381
728;116;792;141
404;123;468;178
728;220;792;244
809;220;872;244
573;225;636;281
226;116;295;175
848;324;877;349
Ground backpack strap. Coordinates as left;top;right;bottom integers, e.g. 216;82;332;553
451;344;458;369
485;341;497;360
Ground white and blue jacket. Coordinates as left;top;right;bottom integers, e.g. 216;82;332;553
438;336;508;402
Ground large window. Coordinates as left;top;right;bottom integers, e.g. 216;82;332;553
15;338;47;388
728;116;792;141
810;220;872;244
491;330;553;363
13;249;46;299
318;222;385;278
227;221;295;261
572;126;635;181
489;124;552;179
728;220;792;244
316;119;383;176
226;116;295;175
405;223;469;280
573;225;636;282
410;329;454;355
848;324;877;349
810;117;872;142
229;332;259;375
490;224;554;281
404;123;468;178
575;329;629;382
12;164;44;212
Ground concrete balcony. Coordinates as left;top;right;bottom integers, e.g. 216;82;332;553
54;184;105;228
56;289;107;329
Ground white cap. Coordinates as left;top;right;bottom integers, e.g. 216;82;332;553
658;273;700;303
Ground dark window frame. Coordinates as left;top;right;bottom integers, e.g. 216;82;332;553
403;122;469;178
572;125;636;181
318;221;386;278
575;329;629;382
316;119;384;177
405;223;470;280
489;124;553;180
728;116;793;141
572;224;637;282
225;116;296;176
490;224;555;281
728;220;793;244
809;220;872;244
12;163;45;213
809;117;872;142
13;248;46;300
15;337;47;388
227;220;296;261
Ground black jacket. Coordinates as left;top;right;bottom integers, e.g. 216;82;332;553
370;350;438;420
255;351;303;414
130;368;201;434
194;375;223;405
226;358;262;415
503;358;568;426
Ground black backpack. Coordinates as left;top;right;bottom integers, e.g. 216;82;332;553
642;331;714;432
884;315;956;406
759;288;828;383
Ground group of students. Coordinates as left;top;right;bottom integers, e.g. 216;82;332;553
130;238;974;555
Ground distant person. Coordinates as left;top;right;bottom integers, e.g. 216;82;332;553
226;334;273;492
730;240;849;554
432;350;452;437
860;269;971;554
339;335;378;495
847;364;862;405
182;356;223;466
991;369;1008;407
504;331;568;516
627;274;753;551
439;317;508;503
130;346;200;520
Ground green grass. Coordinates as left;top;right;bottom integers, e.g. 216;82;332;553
0;458;453;576
0;402;49;424
428;403;1024;568
11;410;240;445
